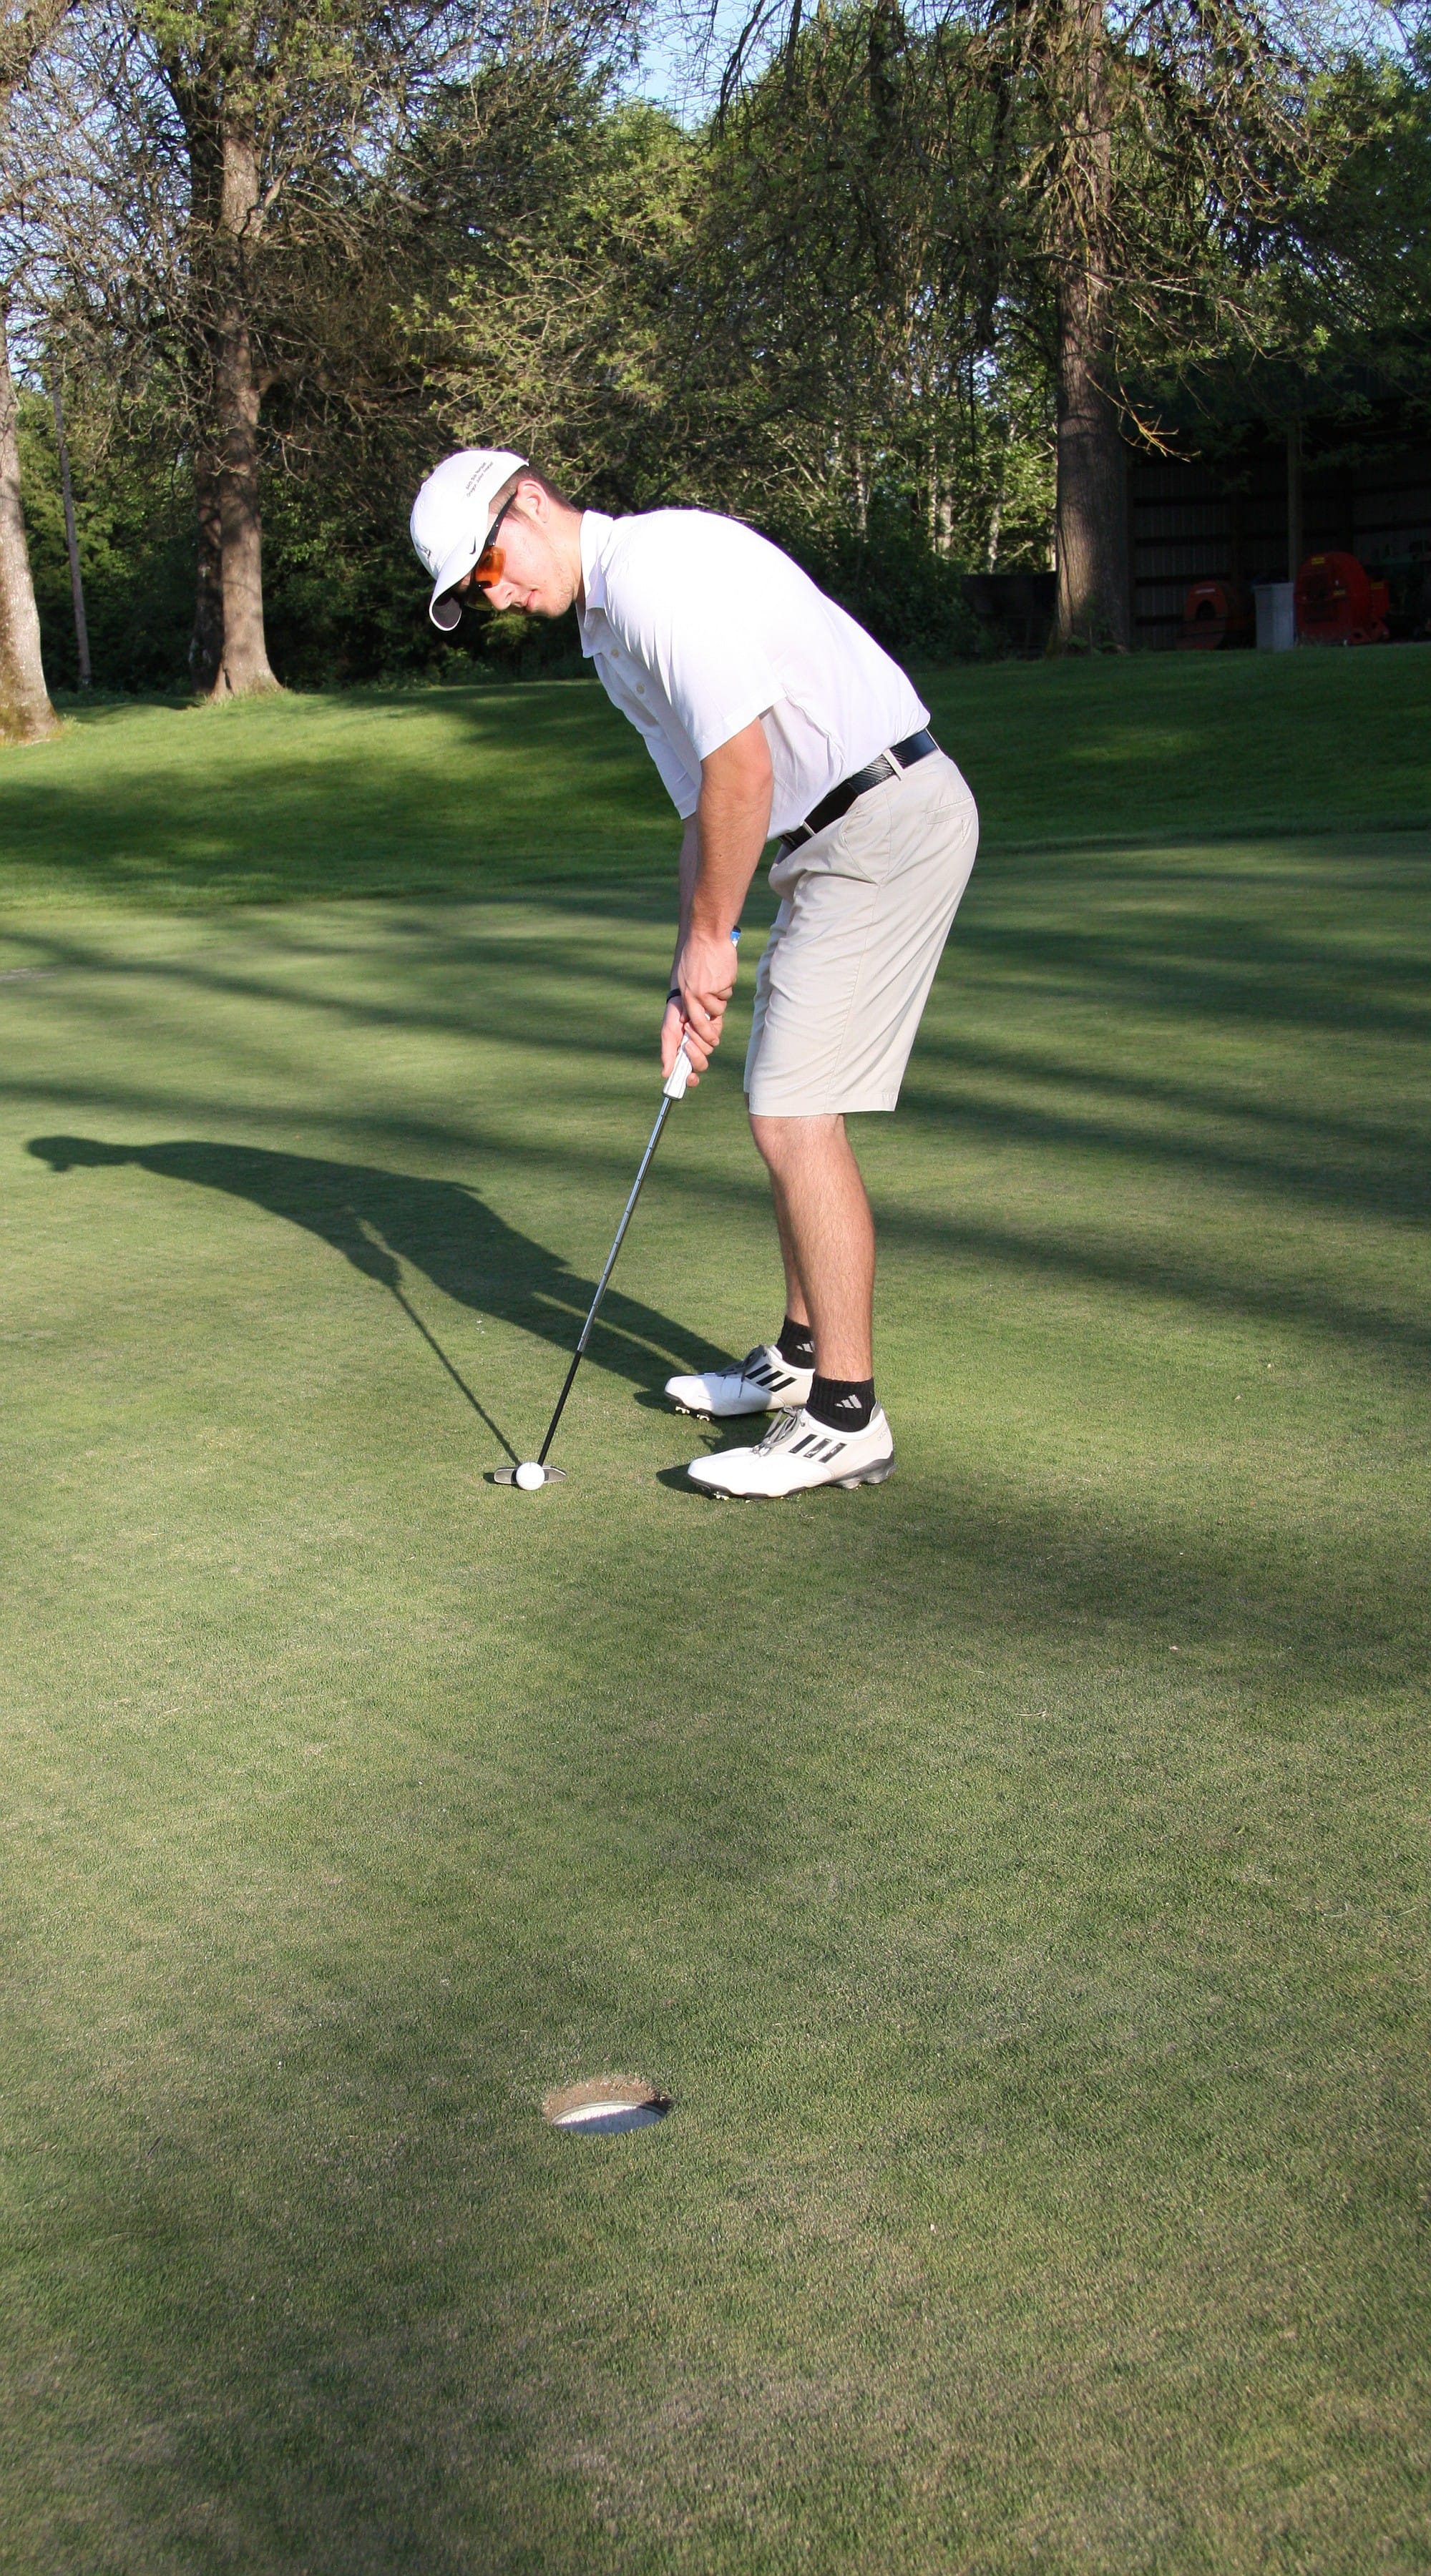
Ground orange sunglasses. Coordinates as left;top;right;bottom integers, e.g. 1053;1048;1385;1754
464;494;516;598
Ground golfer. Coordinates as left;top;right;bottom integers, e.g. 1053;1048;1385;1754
410;450;979;1498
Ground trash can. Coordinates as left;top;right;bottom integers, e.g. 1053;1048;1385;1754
1254;582;1296;650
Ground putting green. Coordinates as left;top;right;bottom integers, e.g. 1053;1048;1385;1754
1;685;1429;2567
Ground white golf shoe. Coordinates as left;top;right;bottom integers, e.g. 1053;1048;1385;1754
665;1343;813;1419
687;1404;896;1498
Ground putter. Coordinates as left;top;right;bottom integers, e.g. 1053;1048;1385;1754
493;1039;695;1488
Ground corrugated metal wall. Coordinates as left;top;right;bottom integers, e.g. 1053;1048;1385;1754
1128;441;1431;647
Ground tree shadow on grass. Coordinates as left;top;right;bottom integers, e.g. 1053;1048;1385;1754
26;1135;723;1458
0;685;673;905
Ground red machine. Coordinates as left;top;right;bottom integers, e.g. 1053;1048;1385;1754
1180;579;1254;648
1294;552;1390;646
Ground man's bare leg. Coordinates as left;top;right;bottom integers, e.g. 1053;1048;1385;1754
767;1174;811;1331
748;1112;874;1379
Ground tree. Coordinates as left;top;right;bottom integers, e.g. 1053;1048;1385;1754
1218;26;1431;421
12;0;1407;692
145;0;453;698
414;74;696;504
407;20;1048;652
0;0;70;740
675;4;1053;576
25;0;646;700
693;0;1337;647
1030;0;1322;645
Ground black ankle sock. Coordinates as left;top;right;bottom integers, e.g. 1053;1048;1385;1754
776;1316;816;1367
807;1373;876;1433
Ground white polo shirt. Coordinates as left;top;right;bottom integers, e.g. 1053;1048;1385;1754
577;508;929;841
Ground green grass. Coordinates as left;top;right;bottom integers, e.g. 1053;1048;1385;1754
5;638;1428;906
1;657;1430;2572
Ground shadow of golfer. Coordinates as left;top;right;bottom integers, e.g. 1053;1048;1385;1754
26;1135;715;1461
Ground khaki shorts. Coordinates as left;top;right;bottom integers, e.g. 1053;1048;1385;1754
744;748;978;1116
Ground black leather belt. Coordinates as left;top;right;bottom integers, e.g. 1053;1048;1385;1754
778;729;939;853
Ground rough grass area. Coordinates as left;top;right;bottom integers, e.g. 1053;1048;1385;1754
1;656;1429;2572
2;638;1427;907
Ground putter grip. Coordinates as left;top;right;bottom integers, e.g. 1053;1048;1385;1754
663;1044;692;1101
663;931;735;1101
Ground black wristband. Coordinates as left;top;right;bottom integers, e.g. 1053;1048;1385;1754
665;987;683;1009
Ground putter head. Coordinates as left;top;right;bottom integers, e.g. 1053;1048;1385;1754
489;1464;568;1486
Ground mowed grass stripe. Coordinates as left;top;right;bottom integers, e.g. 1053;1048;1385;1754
0;640;1426;907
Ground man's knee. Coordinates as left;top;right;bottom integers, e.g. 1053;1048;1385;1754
749;1110;843;1174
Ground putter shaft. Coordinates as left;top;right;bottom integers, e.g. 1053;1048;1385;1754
535;1050;689;1466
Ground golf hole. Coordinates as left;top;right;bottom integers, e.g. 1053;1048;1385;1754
542;2077;673;2136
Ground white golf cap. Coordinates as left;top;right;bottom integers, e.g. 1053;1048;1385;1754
411;448;527;629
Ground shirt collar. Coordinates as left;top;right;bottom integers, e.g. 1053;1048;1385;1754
578;510;617;646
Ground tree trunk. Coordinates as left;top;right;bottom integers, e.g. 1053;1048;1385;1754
208;123;278;700
1054;283;1129;648
1049;0;1130;651
189;454;224;692
0;303;59;743
210;314;277;696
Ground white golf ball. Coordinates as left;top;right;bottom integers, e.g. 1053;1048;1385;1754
514;1460;545;1492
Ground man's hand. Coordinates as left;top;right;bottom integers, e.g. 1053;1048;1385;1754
673;924;738;1078
660;949;727;1084
661;995;712;1087
660;722;769;1086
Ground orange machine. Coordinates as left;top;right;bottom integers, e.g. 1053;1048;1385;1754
1180;579;1254;648
1294;552;1390;645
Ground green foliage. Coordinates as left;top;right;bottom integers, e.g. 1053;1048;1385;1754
1256;35;1431;417
22;0;1430;690
772;495;986;662
19;395;195;695
680;6;1032;548
415;84;699;509
18;378;585;693
414;31;1055;653
252;466;591;687
1115;9;1431;432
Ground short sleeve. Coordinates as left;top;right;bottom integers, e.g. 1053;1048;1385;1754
646;731;700;817
609;527;780;762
